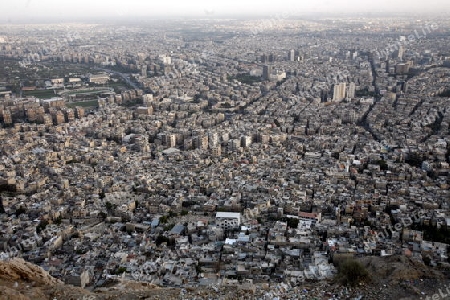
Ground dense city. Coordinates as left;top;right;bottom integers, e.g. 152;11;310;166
0;13;450;299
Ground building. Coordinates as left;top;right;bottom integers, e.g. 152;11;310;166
194;135;208;150
208;132;219;148
141;65;147;78
298;212;322;225
216;212;241;230
88;73;110;84
211;146;221;157
268;53;275;62
263;65;272;81
261;53;268;63
143;94;154;106
347;82;356;99
0;91;12;99
395;63;410;75
135;106;153;116
397;45;405;60
159;55;172;65
241;135;252;148
288;49;295;61
333;83;347;102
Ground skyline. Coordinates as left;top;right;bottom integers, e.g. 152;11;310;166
1;0;450;23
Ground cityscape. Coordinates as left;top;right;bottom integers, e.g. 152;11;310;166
0;2;450;299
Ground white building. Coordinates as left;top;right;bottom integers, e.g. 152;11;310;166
215;212;241;230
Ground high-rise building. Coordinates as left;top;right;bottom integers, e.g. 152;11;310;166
347;82;356;99
263;65;272;81
211;146;221;157
2;109;12;124
397;46;404;60
333;83;347;102
395;63;409;75
160;134;176;147
208;132;219;148
184;138;193;150
143;94;154;106
194;135;208;150
333;84;340;101
340;83;347;100
228;139;241;152
261;54;267;63
288;49;295;61
241;135;252;148
268;53;275;62
141;65;147;78
167;134;176;147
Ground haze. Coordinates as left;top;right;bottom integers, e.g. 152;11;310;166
2;0;450;23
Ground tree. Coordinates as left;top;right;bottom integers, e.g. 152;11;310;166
115;267;127;275
0;197;5;214
286;217;299;229
377;160;388;171
335;259;370;286
405;152;425;168
156;234;169;246
195;264;202;274
422;255;431;266
36;220;49;234
105;201;117;211
15;205;27;217
159;215;168;224
105;201;112;210
54;216;62;225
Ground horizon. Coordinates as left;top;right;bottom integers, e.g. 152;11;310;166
1;0;450;24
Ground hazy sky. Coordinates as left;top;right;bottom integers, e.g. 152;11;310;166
2;0;450;22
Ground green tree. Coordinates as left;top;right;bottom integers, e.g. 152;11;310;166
105;201;117;211
286;217;299;228
105;201;112;210
15;205;27;217
54;216;62;225
159;215;168;224
36;220;49;234
335;259;370;286
115;267;127;275
377;160;388;171
156;234;169;246
0;197;4;214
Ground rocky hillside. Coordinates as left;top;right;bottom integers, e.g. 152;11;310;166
0;258;175;300
0;256;449;300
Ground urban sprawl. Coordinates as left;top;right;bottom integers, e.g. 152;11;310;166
0;15;449;295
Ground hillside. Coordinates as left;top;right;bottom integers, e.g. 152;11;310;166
0;256;449;300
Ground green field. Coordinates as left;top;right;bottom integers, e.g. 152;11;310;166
66;99;99;108
62;88;112;96
23;89;58;99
